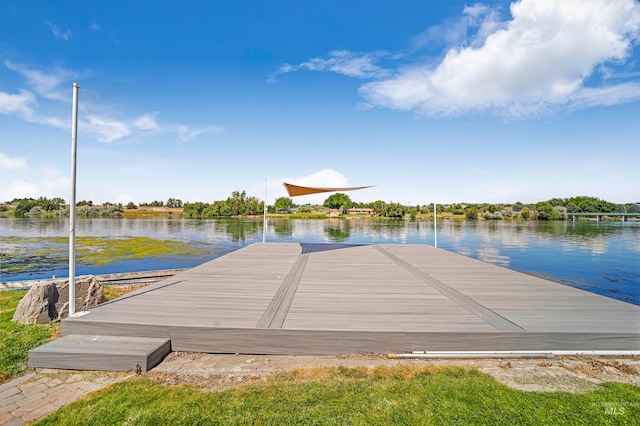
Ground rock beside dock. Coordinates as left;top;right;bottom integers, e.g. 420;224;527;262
12;276;106;324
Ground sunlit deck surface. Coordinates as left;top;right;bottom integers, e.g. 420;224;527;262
61;243;640;355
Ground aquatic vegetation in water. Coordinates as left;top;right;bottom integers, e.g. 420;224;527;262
0;236;210;276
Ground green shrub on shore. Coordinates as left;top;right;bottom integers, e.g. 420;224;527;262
289;213;330;219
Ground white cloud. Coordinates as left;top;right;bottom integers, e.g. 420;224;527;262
598;64;640;80
41;176;69;194
2;180;38;201
569;82;640;109
36;166;69;196
463;3;490;18
410;3;505;51
293;168;350;188
83;115;131;142
46;22;72;41
133;112;160;130
115;194;135;205
174;125;203;142
0;152;29;171
174;124;224;143
3;60;77;101
279;0;640;117
0;88;69;130
360;0;640;116
125;111;224;143
276;4;505;86
2;62;223;144
39;116;67;129
40;165;61;178
463;4;506;47
0;89;37;117
0;167;69;201
409;17;468;51
271;50;390;82
77;113;222;144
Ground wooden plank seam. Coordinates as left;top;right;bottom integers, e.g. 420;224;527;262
374;246;526;332
256;253;310;329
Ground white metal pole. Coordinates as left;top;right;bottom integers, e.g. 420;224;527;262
262;179;267;243
433;202;437;248
69;83;79;315
389;350;640;359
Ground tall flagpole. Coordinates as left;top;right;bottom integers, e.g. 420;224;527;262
433;202;437;248
262;179;267;243
69;83;79;315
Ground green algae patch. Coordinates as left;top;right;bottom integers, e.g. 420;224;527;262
0;236;210;275
76;236;208;265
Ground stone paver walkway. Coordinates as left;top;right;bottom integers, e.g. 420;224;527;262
0;370;131;425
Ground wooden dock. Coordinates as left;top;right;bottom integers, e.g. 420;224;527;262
31;243;640;370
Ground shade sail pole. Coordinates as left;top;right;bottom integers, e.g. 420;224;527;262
262;179;267;243
69;82;79;315
433;202;437;248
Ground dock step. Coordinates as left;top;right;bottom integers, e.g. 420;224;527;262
29;335;171;372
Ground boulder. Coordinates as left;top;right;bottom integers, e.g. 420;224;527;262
12;276;107;324
11;282;57;324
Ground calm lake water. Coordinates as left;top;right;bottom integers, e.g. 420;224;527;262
1;217;639;305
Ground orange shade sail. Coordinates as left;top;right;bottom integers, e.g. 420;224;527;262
283;182;375;197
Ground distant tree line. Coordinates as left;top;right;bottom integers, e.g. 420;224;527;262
531;196;636;221
4;197;126;218
183;191;263;218
77;202;124;218
12;197;66;217
3;194;638;220
285;194;639;221
136;198;183;208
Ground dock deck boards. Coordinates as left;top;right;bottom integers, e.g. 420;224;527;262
59;243;640;355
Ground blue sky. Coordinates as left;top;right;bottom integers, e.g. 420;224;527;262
1;0;639;206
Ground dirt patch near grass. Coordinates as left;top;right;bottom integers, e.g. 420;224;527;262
146;352;640;393
482;356;639;393
103;283;149;300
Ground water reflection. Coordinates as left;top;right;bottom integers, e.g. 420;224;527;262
215;219;260;243
325;219;350;242
477;247;511;267
273;219;293;238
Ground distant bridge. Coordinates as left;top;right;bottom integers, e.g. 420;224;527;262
568;212;640;222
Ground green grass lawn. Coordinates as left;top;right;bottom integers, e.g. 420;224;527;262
0;290;59;383
36;366;640;425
